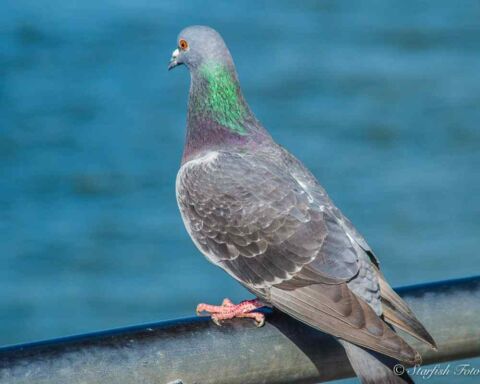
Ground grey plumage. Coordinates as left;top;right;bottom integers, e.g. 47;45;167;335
340;340;415;384
171;25;436;383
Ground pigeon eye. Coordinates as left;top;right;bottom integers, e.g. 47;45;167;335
179;39;189;50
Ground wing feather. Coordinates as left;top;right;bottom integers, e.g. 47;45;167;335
176;147;433;363
270;283;421;364
176;149;360;286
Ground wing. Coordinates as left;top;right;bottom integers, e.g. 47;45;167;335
176;148;360;288
270;282;420;364
376;269;437;349
176;147;423;364
277;147;436;352
277;145;376;258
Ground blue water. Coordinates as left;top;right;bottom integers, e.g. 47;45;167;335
1;1;479;382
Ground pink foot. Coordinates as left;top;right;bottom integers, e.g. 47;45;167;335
196;298;265;327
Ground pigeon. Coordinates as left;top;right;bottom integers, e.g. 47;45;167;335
169;25;436;383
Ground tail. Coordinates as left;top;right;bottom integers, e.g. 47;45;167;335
339;339;415;384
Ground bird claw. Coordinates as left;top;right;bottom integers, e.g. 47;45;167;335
211;315;223;327
195;304;209;317
195;298;265;327
254;316;265;327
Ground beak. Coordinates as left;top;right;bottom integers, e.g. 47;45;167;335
168;48;180;71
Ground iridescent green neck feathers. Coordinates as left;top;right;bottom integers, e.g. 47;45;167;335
191;62;249;135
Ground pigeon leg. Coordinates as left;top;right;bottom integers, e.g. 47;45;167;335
196;298;265;327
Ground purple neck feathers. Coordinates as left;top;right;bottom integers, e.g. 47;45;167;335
182;63;270;163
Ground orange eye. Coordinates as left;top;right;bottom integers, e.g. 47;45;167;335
179;39;189;50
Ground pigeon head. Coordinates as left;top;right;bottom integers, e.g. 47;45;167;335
168;26;234;71
169;26;271;161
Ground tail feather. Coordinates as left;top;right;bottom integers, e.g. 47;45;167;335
339;339;415;384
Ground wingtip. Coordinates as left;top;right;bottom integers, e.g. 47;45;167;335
416;328;438;351
382;305;439;351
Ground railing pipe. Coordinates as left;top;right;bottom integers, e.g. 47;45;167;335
1;276;479;384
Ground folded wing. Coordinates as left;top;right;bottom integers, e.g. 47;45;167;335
176;148;428;363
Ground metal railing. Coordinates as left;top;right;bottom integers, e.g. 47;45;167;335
1;276;479;384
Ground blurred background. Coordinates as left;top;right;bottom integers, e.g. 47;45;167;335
1;1;479;382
